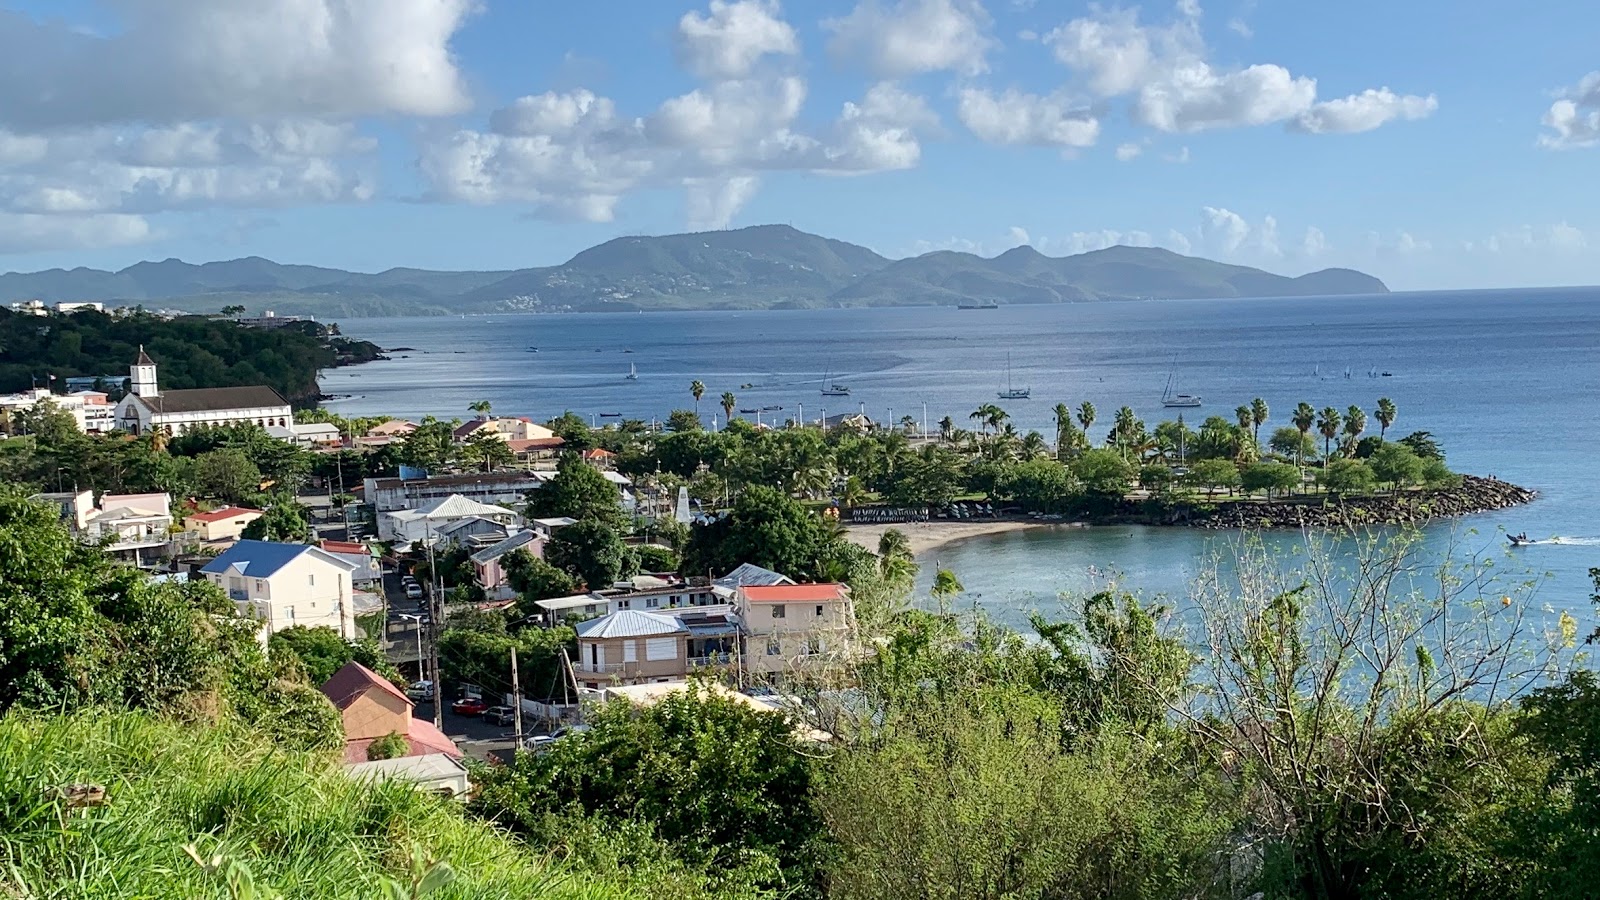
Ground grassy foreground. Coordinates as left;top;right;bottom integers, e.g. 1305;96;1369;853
0;711;626;899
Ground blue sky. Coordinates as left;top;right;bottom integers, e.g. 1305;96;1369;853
1;0;1596;290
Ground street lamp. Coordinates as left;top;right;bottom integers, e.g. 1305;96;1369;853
397;613;426;687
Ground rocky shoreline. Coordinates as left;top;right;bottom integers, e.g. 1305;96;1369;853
1150;475;1536;530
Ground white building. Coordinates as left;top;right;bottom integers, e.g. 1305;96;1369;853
381;494;520;544
201;540;359;642
364;473;542;535
35;490;175;567
0;388;117;434
114;347;293;438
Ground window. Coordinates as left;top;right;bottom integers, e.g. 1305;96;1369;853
771;604;786;619
254;579;264;593
646;597;658;608
766;637;782;656
618;599;631;610
308;574;315;586
807;636;823;656
816;605;824;617
645;638;676;661
590;644;599;667
287;606;295;620
623;640;637;663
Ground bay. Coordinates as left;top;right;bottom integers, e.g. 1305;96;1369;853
323;287;1600;630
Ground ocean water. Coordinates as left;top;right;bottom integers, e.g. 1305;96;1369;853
324;287;1600;629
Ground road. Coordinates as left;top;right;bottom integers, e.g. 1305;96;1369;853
412;700;555;763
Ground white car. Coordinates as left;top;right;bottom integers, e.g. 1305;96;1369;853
405;680;435;701
405;583;423;600
522;724;590;752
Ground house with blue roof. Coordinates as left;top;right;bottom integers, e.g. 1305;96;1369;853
201;540;360;642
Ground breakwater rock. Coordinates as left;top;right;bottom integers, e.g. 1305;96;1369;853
1161;475;1536;530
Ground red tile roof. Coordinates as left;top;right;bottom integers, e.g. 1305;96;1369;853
319;539;368;555
508;437;565;452
188;506;262;523
741;583;848;603
319;662;409;710
342;718;462;764
582;448;616;459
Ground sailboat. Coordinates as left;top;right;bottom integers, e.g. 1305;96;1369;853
997;352;1030;400
625;362;638;381
820;362;850;396
1161;357;1202;408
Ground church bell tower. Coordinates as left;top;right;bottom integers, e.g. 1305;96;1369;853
131;346;159;397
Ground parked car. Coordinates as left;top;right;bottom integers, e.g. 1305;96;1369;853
405;680;435;701
482;706;517;726
450;697;487;717
522;724;591;752
405;583;423;600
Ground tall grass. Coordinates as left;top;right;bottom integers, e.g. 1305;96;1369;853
0;711;627;899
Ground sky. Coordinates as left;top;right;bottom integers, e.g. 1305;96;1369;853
0;0;1596;291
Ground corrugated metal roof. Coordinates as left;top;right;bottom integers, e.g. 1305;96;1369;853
576;610;688;639
714;563;795;588
200;540;355;578
469;529;538;565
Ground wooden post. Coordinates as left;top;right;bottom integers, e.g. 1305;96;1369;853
510;645;524;747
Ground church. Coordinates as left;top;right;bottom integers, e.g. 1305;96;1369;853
115;347;293;437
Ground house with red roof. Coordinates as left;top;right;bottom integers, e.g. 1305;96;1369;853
735;583;854;677
186;505;262;542
319;662;461;765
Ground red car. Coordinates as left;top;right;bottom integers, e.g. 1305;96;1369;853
450;697;487;717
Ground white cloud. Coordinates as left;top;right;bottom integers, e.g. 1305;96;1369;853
1137;62;1316;132
0;212;153;253
0;0;475;128
1369;231;1431;256
956;88;1100;148
1292;88;1437;134
1302;226;1328;256
1166;229;1192;255
824;0;994;77
1481;223;1589;253
1227;18;1252;38
1007;226;1031;246
685;175;762;229
1539;72;1600;149
1201;206;1250;253
674;0;799;80
1164;146;1190;163
1043;5;1430;135
1115;142;1143;161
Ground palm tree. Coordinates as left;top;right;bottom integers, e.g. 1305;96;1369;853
900;415;917;435
1317;407;1342;462
1111;406;1139;458
720;391;736;425
690;380;705;416
1293;402;1316;468
986;406;1010;434
931;568;964;609
1020;430;1049;461
938;415;954;442
1053;402;1077;457
467;399;491;420
1235;405;1252;431
969;405;990;435
1250;398;1269;445
1343;404;1367;453
1375;397;1397;439
1077;401;1097;435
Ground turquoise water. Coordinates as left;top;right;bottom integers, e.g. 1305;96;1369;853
325;287;1600;628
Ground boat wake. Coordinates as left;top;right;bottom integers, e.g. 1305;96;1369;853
1546;537;1600;546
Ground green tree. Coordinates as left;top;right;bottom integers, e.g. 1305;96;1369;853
876;528;917;583
459;430;513;472
436;625;574;702
1241;461;1301;498
1187;458;1241;495
931;568;963;603
1343;404;1367;453
397;418;455;471
997;458;1080;512
1269;426;1316;464
1076;400;1096;435
473;685;826;893
194;448;262;505
526;455;625;529
546;520;635;590
501;550;579;616
666;409;703;432
366;730;409;761
1293;402;1316;464
468;399;492;419
1235;404;1253;432
241;500;308;542
1250;397;1270;445
1399;430;1445;461
681;485;852;582
720;391;737;425
1316;406;1342;461
1367;442;1425;491
1072;448;1133;498
689;379;705;417
1052;402;1080;458
268;626;403;687
1375;397;1397;439
1318;458;1376;495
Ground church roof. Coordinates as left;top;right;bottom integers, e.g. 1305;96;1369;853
127;385;288;414
135;345;155;366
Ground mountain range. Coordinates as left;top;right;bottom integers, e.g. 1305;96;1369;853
0;225;1387;317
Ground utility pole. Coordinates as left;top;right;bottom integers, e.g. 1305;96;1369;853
427;526;443;730
510;645;524;747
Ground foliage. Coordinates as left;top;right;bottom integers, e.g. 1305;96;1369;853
635;543;680;573
472;685;826;894
527;455;626;529
458;430;513;471
0;710;643;898
546;520;635;590
0;308;379;403
1318;458;1377;495
996;457;1080;511
666;409;703;432
1240;461;1300;498
1398;430;1445;461
1268;426;1317;462
436;626;574;703
195;448;265;505
680;485;856;582
1368;441;1426;489
1186;458;1241;494
1072;447;1133;498
241;498;309;542
367;730;410;761
268;625;404;687
504;549;580;615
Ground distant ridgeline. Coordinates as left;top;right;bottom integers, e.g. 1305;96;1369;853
0;309;381;405
0;225;1391;317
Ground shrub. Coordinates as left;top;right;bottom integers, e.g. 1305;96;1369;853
367;730;409;761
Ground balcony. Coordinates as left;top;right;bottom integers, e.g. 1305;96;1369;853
688;652;736;669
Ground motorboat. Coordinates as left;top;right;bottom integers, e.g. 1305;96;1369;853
1507;533;1533;547
761;405;783;411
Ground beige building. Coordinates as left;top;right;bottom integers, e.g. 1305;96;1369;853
736;583;854;677
201;540;360;642
319;662;462;769
186;505;262;542
573;610;690;690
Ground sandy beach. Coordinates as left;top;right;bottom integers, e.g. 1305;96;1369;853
845;519;1053;558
